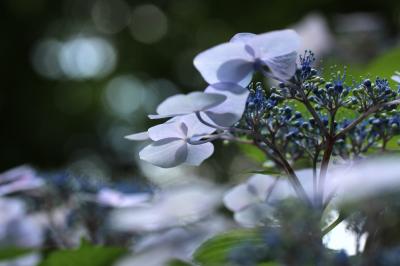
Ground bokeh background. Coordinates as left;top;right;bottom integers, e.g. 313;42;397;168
1;0;400;179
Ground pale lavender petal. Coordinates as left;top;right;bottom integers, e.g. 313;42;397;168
185;142;214;166
263;52;298;81
248;29;300;59
204;83;249;126
139;139;188;168
193;42;254;86
248;29;300;80
149;92;227;119
177;113;216;137
148;121;187;141
230;32;256;43
125;131;150;141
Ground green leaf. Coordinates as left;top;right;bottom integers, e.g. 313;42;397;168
193;229;263;266
0;247;33;261
39;243;126;266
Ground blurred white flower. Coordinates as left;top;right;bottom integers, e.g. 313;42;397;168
110;184;222;232
223;169;340;227
96;188;151;208
115;217;231;266
332;157;400;203
0;198;44;248
0;165;44;196
0;253;41;266
392;71;400;84
293;13;333;57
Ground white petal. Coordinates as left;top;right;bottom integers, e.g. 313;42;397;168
125;131;150;141
223;184;258;212
148;121;187;141
150;92;227;119
392;75;400;83
230;32;256;43
204;83;249;126
185;142;214;166
193;42;254;87
139;139;188;168
248;29;300;59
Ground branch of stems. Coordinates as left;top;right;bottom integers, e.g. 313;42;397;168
312;149;320;205
254;132;311;206
300;95;330;137
317;110;337;206
260;68;328;137
335;98;400;140
318;137;334;207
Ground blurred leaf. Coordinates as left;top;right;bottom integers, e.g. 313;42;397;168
167;259;193;266
193;229;263;266
366;46;400;84
39;242;126;266
0;247;32;261
248;168;281;176
238;143;265;163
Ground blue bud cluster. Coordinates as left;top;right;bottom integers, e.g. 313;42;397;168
335;111;400;158
335;121;376;158
349;78;398;112
308;70;350;113
239;51;400;165
298;50;317;81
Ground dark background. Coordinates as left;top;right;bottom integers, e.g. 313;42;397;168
1;0;399;175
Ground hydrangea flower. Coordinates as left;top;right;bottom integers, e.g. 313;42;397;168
193;29;300;87
0;198;44;248
127;114;215;168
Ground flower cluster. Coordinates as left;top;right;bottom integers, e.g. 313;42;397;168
127;29;300;168
127;28;400;214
